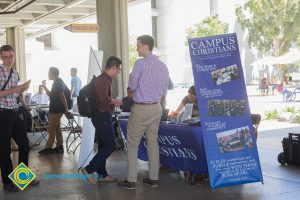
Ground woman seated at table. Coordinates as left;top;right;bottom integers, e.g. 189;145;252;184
270;75;280;95
171;85;199;118
259;77;269;96
282;75;293;101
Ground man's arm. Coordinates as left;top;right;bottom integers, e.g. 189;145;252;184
42;80;51;96
128;61;142;92
58;92;69;113
70;78;75;97
70;87;75;97
0;80;30;98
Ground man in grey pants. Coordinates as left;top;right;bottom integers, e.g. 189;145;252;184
118;35;169;189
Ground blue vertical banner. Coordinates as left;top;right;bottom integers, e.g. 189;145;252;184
188;33;263;189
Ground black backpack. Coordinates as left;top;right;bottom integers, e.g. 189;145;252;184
77;76;97;117
64;85;73;110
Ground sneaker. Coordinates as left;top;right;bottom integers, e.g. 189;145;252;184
143;178;159;188
118;180;136;190
80;167;97;185
52;146;64;153
38;148;53;155
97;175;118;184
3;183;19;192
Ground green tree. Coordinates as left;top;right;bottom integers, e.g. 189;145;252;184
236;0;300;57
185;16;229;44
129;42;138;71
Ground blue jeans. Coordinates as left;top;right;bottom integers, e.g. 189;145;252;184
85;111;115;178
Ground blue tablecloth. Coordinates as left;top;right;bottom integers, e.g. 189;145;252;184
119;119;207;173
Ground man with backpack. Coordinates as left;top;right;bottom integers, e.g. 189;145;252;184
80;56;123;184
38;67;71;155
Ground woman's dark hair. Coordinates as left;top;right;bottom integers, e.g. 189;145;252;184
105;56;122;70
188;86;196;96
137;35;154;51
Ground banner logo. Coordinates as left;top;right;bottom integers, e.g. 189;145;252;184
8;162;36;191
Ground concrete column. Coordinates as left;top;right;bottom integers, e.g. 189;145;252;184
6;27;27;82
210;0;219;17
154;0;174;64
96;0;130;98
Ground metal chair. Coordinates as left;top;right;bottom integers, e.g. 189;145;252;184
112;111;127;151
28;107;49;145
65;112;82;154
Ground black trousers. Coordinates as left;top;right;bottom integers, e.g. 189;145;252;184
0;110;30;185
85;111;116;178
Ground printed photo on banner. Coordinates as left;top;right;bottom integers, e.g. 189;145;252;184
208;99;246;117
211;64;240;86
216;126;254;154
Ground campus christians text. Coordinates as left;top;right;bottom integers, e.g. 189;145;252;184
190;36;236;56
142;135;197;160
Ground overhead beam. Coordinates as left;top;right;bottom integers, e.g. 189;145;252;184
34;0;72;6
0;0;15;3
76;0;95;8
0;18;23;25
57;7;95;15
27;13;95;38
37;13;79;20
21;5;51;13
1;13;35;19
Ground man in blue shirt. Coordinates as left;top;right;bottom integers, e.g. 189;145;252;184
70;68;82;98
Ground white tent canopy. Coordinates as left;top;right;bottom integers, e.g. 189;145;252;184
252;48;300;66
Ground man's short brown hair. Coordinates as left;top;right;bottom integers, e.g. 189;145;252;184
71;68;78;73
137;35;154;51
0;45;14;55
49;67;59;77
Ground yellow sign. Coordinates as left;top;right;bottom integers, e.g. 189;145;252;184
64;24;100;33
8;162;36;191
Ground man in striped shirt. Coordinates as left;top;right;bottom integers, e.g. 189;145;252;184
0;45;39;192
119;35;169;189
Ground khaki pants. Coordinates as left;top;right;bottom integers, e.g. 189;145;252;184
127;103;162;182
46;113;63;148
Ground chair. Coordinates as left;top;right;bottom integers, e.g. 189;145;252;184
29;108;49;145
65;112;82;154
112;112;127;151
251;114;261;141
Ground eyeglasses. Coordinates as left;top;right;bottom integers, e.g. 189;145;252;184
2;56;14;60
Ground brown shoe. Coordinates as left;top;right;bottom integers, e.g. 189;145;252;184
80;168;97;185
97;175;118;184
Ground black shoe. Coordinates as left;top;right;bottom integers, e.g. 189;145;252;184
118;180;136;190
3;183;19;192
29;180;40;186
52;145;64;153
143;178;159;188
38;148;53;155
